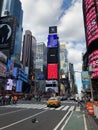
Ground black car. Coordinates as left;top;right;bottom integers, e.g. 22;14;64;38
60;96;67;101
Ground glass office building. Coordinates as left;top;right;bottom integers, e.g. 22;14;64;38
1;0;23;62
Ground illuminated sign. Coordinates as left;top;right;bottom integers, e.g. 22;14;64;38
47;64;58;79
86;6;98;45
48;34;58;47
47;48;58;63
88;50;98;78
49;26;57;34
16;80;22;92
0;16;17;54
85;0;94;13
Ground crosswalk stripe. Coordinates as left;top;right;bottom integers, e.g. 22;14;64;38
55;105;64;110
68;106;75;111
62;106;69;111
1;104;78;111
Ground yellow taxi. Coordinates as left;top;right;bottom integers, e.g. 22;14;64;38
46;97;61;108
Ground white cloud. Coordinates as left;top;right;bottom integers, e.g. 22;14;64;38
20;0;86;90
21;0;63;36
58;0;85;42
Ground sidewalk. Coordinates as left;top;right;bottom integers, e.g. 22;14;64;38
63;111;86;130
84;108;98;130
63;103;98;130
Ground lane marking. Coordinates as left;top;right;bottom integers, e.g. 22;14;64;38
53;110;71;130
60;111;73;130
83;114;88;130
69;106;74;111
55;105;64;110
0;109;26;116
62;106;69;111
0;110;48;130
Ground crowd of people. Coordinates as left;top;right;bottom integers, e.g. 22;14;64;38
0;95;18;105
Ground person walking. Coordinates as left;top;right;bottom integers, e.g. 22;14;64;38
77;97;80;107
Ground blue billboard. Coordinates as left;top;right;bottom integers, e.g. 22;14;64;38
48;34;58;47
16;80;23;92
81;71;90;90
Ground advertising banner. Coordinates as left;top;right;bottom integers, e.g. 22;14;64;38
48;34;58;48
47;48;58;63
49;26;57;34
16;80;22;92
88;50;98;78
45;87;58;93
5;79;13;90
81;71;90;90
0;16;17;54
83;0;98;46
47;63;58;80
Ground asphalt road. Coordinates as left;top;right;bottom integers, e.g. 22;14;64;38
0;100;77;130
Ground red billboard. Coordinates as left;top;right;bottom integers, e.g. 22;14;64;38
83;0;98;46
47;64;58;79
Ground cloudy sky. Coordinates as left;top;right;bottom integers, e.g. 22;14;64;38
20;0;86;92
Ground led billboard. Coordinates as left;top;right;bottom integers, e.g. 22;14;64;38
47;34;58;47
49;26;57;34
47;48;58;63
47;63;58;80
81;71;90;90
84;1;98;46
16;80;23;92
88;50;98;78
0;16;17;54
5;79;13;90
45;87;58;93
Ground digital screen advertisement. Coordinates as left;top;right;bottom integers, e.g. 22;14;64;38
85;0;94;13
47;48;58;63
83;0;98;46
49;26;57;34
88;50;98;78
16;80;23;92
48;34;58;47
0;16;17;54
47;63;58;80
45;87;58;93
86;6;98;45
5;79;13;90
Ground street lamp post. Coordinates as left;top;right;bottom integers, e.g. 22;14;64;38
88;65;94;102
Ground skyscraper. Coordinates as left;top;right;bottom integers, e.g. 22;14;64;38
1;0;23;62
0;0;3;16
22;30;36;77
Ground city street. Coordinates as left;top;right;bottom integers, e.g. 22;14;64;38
0;99;87;130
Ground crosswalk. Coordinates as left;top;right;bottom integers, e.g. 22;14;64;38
2;103;80;112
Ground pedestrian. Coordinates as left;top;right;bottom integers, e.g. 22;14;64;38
11;96;14;104
77;97;80;106
0;95;2;105
13;96;18;104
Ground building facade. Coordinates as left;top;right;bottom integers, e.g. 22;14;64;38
35;42;47;92
22;30;36;79
1;0;23;62
60;44;69;95
0;0;3;16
